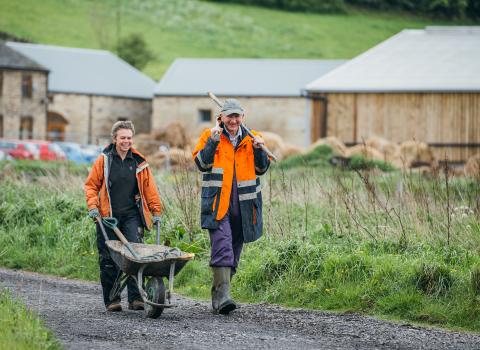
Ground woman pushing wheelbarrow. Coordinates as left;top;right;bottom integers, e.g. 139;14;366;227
84;120;192;316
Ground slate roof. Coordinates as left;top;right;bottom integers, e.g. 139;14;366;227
7;42;155;99
0;41;48;72
305;26;480;93
155;59;346;97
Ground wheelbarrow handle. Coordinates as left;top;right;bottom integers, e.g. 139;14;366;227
155;219;161;245
95;217;109;242
97;216;141;260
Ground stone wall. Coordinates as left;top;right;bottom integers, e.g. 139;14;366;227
152;96;308;147
48;93;152;145
0;70;47;139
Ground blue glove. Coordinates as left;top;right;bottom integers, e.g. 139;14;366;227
88;208;100;219
152;216;161;225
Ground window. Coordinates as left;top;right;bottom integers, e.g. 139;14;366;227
198;109;212;123
0;115;3;137
117;117;127;121
19;116;33;139
22;74;33;98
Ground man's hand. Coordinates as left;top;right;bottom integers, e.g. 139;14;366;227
210;116;223;141
88;208;100;219
252;135;265;149
152;215;161;225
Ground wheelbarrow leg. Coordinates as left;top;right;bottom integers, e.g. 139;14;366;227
166;262;176;304
109;271;129;303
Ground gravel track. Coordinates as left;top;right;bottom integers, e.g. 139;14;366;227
1;268;479;350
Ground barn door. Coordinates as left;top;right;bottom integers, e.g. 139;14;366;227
310;96;327;142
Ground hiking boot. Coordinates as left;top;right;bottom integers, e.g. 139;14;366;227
128;300;145;310
106;302;122;312
212;267;237;315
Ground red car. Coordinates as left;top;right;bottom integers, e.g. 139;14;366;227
25;140;66;161
0;140;36;160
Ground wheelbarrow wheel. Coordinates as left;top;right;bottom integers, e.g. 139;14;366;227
145;277;165;319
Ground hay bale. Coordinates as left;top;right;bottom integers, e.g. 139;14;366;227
465;154;480;179
400;141;437;168
260;131;285;160
149;147;194;171
152;122;189;149
308;136;347;157
134;133;162;156
345;144;384;161
365;136;402;167
281;143;303;160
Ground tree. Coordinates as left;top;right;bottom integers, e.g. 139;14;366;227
115;33;154;70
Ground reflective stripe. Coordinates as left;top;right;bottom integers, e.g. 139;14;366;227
238;185;262;201
196;152;212;169
212;167;224;174
136;162;149;174
238;179;257;187
201;180;222;187
239;192;258;201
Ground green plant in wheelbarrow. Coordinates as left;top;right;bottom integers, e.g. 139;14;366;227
96;216;194;318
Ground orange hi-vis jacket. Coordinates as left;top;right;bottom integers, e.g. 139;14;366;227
192;125;270;243
84;145;162;230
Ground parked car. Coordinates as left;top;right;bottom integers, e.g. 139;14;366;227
0;149;12;161
25;140;67;161
55;142;89;164
0;139;36;160
81;144;103;163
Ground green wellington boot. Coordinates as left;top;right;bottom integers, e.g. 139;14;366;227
212;267;237;315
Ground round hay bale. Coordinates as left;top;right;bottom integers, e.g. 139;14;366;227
152;122;189;149
308;136;347;157
345;144;384;161
134;133;162;156
365;136;400;162
149;148;194;171
465;154;480;179
281;144;303;160
400;141;437;168
260;131;285;160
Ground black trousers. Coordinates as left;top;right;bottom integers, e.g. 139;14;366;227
96;212;144;306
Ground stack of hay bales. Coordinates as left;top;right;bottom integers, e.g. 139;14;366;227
465;154;480;179
258;131;303;160
308;136;347;157
152;121;190;150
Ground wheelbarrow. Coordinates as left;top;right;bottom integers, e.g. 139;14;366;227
96;217;194;318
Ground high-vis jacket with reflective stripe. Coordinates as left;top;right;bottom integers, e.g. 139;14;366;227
84;144;162;230
192;125;270;243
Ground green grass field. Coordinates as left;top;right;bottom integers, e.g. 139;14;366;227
1;159;480;332
0;0;462;79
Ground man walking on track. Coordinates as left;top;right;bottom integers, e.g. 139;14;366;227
192;98;270;314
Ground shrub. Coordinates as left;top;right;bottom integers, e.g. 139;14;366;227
116;33;154;70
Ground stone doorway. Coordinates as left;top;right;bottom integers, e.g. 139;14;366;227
47;112;68;141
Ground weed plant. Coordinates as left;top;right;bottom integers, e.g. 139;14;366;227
1;160;480;332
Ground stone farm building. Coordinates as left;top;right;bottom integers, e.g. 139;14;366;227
0;42;49;140
305;26;480;162
153;59;345;147
2;41;154;144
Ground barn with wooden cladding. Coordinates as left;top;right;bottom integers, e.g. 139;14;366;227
304;26;480;163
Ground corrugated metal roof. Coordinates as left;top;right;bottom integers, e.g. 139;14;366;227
7;42;155;99
305;26;480;93
0;41;48;72
155;59;346;97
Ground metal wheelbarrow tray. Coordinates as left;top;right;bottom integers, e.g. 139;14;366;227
106;240;194;318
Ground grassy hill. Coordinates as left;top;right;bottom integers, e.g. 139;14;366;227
0;0;463;79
